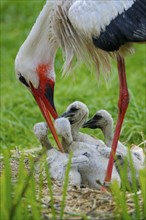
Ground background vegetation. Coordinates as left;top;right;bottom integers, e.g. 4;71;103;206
1;0;146;151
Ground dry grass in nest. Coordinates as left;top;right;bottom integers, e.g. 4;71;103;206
0;148;144;220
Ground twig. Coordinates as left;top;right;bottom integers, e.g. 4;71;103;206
38;200;86;220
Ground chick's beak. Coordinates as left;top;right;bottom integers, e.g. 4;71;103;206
30;80;64;152
60;110;75;118
82;118;96;129
60;110;77;124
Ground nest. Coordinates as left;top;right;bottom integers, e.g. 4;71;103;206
0;148;144;220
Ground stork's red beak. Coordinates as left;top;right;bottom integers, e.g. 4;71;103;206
30;79;64;152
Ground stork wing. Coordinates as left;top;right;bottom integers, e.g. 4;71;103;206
62;155;89;167
69;0;146;51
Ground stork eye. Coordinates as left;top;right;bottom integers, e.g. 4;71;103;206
70;106;79;112
18;73;29;87
93;115;102;120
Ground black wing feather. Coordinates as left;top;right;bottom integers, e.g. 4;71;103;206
93;0;146;51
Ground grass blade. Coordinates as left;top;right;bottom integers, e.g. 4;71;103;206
60;152;73;220
139;169;146;219
25;156;41;220
1;149;13;219
111;181;131;220
128;150;141;219
45;160;56;219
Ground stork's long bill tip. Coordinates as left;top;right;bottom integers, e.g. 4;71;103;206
30;82;64;153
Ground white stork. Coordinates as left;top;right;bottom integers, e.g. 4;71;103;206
15;0;146;184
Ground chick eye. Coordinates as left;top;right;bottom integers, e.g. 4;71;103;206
70;106;79;112
18;73;29;87
93;115;102;120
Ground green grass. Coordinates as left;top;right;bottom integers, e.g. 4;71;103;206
0;0;146;151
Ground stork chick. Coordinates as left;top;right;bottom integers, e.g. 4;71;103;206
83;110;145;184
46;148;87;186
54;117;121;189
33;122;52;149
33;122;88;186
61;101;106;150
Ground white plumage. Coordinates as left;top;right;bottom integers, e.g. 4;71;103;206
54;117;121;189
33;122;88;186
68;0;134;37
46;148;87;186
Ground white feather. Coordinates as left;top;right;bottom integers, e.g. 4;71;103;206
69;0;135;37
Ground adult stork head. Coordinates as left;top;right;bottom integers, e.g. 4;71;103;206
15;2;64;152
15;53;64;150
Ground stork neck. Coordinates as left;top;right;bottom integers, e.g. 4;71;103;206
62;134;73;148
102;124;113;148
71;123;80;136
20;2;58;64
71;114;87;137
61;136;73;153
40;137;52;150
